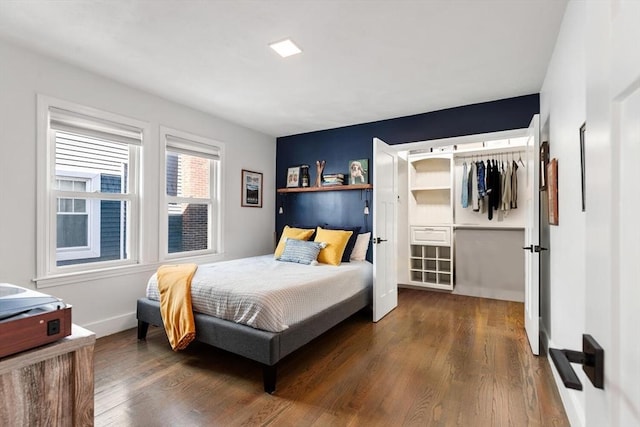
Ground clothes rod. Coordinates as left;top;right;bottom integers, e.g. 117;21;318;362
455;150;525;160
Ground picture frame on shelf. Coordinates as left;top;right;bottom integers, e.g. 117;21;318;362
286;166;301;188
348;159;369;184
241;169;263;208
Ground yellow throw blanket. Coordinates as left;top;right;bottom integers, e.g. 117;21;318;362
157;263;198;351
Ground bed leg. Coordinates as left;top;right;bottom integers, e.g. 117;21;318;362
137;320;150;340
263;364;277;394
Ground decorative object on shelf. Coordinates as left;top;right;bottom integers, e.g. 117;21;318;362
287;166;301;188
322;173;344;186
314;160;325;187
539;141;549;190
579;123;586;212
300;164;310;187
349;158;369;184
241;169;263;208
548;158;558;225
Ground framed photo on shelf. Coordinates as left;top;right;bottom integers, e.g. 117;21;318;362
286;166;301;188
241;169;263;208
348;159;369;184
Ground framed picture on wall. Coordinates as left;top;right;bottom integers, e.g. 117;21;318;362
547;158;558;225
540;141;549;190
579;123;586;211
286;166;301;188
241;169;263;208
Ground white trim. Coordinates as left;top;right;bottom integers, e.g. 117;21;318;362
81;311;137;338
36;94;149;280
547;338;586;427
33;251;225;288
399;128;529;153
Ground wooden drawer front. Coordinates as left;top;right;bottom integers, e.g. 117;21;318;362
411;226;451;246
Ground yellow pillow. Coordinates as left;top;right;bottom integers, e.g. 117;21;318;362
314;227;353;266
274;226;315;258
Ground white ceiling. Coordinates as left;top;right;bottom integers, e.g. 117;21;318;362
0;0;567;137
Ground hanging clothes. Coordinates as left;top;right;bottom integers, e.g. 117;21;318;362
511;160;519;208
486;160;495;220
461;162;469;208
477;161;486;197
470;161;479;211
502;162;512;212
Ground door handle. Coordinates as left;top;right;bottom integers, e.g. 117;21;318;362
549;334;604;390
374;237;387;244
522;245;548;253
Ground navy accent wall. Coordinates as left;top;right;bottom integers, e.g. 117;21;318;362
275;94;540;260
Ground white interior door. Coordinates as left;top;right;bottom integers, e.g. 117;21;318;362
524;115;540;355
585;2;640;425
372;137;398;322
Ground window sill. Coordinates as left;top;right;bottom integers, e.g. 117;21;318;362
34;252;225;289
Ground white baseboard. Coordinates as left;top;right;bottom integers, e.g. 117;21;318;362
81;311;137;338
547;338;586;427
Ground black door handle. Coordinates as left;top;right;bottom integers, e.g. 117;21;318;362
374;237;387;244
549;334;604;390
523;245;548;253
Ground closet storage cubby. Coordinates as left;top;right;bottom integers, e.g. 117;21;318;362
408;153;454;290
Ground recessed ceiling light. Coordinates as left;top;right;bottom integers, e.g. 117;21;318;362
269;39;302;58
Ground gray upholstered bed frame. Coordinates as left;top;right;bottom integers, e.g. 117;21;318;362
136;287;371;393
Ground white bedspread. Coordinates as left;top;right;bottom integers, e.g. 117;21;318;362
146;255;373;332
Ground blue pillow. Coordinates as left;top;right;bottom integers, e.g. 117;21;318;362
325;225;361;262
278;238;327;265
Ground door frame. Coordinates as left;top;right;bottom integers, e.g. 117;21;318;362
389;124;541;354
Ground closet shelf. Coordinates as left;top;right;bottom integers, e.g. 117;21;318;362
410;186;450;192
277;184;372;194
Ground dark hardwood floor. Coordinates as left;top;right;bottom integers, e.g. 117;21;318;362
94;289;569;426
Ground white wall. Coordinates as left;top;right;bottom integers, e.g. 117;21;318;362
0;39;276;337
539;1;587;425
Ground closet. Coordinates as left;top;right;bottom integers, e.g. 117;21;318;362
398;131;531;302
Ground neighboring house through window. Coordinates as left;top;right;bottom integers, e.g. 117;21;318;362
36;96;144;281
161;127;223;259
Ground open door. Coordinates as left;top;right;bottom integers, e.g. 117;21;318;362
372;137;398;322
523;115;541;355
583;2;640;424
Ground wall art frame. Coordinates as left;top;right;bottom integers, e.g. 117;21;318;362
579;122;586;212
241;169;263;208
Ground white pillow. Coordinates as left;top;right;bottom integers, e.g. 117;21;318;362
350;232;371;261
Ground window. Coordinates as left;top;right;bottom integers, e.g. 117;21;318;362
55;171;101;261
37;96;144;279
161;127;222;258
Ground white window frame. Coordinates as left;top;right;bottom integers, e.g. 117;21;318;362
160;126;224;260
36;95;147;286
55;169;101;261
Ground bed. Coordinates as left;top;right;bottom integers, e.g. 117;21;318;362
136;254;373;393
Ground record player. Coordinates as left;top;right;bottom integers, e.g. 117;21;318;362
0;283;71;358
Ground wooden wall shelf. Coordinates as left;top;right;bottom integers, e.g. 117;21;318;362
277;184;372;194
